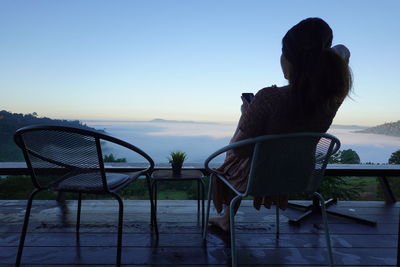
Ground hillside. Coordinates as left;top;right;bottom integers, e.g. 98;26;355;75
0;110;97;161
356;120;400;137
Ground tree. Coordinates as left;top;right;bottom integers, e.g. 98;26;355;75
103;153;127;163
339;149;360;164
388;150;400;164
319;149;364;200
328;149;360;164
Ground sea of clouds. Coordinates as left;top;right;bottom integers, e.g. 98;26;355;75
83;120;400;165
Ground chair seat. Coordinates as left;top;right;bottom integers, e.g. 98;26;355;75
52;171;142;192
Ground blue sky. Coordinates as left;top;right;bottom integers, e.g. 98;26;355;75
1;0;399;126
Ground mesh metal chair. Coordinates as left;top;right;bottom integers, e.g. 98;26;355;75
14;125;158;267
202;132;340;267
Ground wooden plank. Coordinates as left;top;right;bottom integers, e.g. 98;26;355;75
1;199;398;210
1;200;397;229
0;200;398;267
3;199;398;210
0;204;399;222
4;266;395;267
0;232;397;248
287;200;400;208
1;201;397;219
0;212;394;228
0;247;396;265
1;220;398;234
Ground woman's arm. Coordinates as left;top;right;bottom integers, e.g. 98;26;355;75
228;95;251;144
231;86;279;158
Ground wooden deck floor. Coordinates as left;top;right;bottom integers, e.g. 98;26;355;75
0;200;398;266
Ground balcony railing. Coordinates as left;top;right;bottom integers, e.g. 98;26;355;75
1;162;399;203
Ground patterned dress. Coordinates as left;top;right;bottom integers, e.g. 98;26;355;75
212;85;340;213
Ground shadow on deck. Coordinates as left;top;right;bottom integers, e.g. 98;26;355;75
0;200;399;266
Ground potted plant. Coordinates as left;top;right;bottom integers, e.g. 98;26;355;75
168;151;187;176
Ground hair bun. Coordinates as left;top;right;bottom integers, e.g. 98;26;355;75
331;44;351;63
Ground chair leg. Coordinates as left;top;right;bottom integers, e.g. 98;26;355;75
276;205;280;239
146;174;158;237
153;181;158;222
197;180;200;221
15;189;41;267
202;174;214;239
110;192;124;267
76;192;82;234
229;196;241;267
314;192;334;267
201;179;205;230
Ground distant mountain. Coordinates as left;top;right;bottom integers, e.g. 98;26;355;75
0;110;98;162
355;121;400;137
330;124;367;130
150;118;219;124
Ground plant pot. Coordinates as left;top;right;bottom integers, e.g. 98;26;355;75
171;163;182;176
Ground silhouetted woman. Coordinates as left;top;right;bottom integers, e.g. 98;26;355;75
209;17;352;231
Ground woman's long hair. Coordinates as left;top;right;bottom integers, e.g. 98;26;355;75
282;18;352;115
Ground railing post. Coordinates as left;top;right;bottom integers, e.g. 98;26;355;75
378;176;397;204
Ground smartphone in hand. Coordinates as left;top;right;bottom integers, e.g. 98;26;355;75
241;93;254;103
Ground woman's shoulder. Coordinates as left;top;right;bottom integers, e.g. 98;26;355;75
246;85;289;116
255;85;289;101
257;85;289;94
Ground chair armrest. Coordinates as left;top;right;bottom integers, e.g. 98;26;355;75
204;132;340;173
99;134;155;174
204;138;258;174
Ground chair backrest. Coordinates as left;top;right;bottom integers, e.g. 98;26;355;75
14;125;105;190
14;125;154;191
245;133;340;196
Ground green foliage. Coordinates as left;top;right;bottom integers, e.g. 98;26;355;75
0;110;99;162
377;149;400;200
118;180;149;199
339;149;361;164
0;172;202;200
388;149;400;164
291;149;365;200
155;179;201;200
158;190;188;200
328;149;360;164
0;176;56;200
319;176;365;200
377;177;400;200
322;149;365;200
103;153;127;163
0;175;151;200
168;151;187;165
